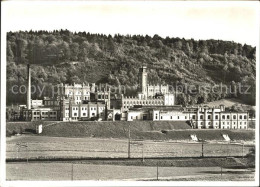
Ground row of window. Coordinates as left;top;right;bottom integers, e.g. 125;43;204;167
69;107;104;111
68;91;90;95
200;126;247;129
153;114;248;121
33;111;56;115
44;101;58;105
33;116;56;119
72;107;101;111
73;112;102;117
194;114;247;120
155;116;187;120
98;95;109;99
147;89;166;92
199;121;247;125
124;100;163;105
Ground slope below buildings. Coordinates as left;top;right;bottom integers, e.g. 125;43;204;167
6;121;255;141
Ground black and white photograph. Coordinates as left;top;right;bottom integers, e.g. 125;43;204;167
1;1;259;186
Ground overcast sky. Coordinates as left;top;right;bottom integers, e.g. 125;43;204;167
2;1;259;46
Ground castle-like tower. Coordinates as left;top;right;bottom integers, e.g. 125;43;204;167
137;66;170;99
138;66;148;95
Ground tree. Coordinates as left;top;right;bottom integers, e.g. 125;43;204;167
15;38;28;64
58;41;70;61
176;94;187;106
78;41;89;61
174;41;182;50
70;43;79;61
7;41;14;61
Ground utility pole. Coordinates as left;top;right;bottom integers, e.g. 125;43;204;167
128;124;131;158
71;163;74;181
26;142;28;164
221;164;223;177
201;141;204;157
227;141;230;157
16;145;19;159
242;142;244;159
142;142;144;163
156;162;159;180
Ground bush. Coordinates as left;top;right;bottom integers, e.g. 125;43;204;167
12;130;18;135
246;147;255;167
6;129;12;137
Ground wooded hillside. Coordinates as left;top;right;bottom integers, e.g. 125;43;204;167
6;30;256;105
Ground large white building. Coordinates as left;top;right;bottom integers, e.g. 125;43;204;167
126;105;249;129
121;66;175;111
57;82;95;104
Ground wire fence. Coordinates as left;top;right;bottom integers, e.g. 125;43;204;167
6;140;253;160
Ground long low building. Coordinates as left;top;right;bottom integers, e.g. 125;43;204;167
21;107;59;121
125;105;248;129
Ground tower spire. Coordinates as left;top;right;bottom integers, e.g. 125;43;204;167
138;66;147;96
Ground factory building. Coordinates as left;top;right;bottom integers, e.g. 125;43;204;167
125;105;248;129
59;99;106;121
18;65;249;129
57;82;95;104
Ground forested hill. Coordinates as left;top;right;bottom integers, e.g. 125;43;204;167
6;30;256;105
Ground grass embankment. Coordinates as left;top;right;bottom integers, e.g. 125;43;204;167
41;121;254;141
40;121;191;138
6;121;255;141
165;130;254;141
67;157;254;169
6;121;56;137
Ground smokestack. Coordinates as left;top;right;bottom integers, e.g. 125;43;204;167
27;64;31;110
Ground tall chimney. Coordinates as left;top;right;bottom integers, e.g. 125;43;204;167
27;64;31;110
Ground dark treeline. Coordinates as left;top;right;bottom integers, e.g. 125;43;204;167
6;30;256;105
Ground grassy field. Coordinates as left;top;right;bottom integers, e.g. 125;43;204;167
7;162;253;181
148;172;255;181
6;135;254;159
